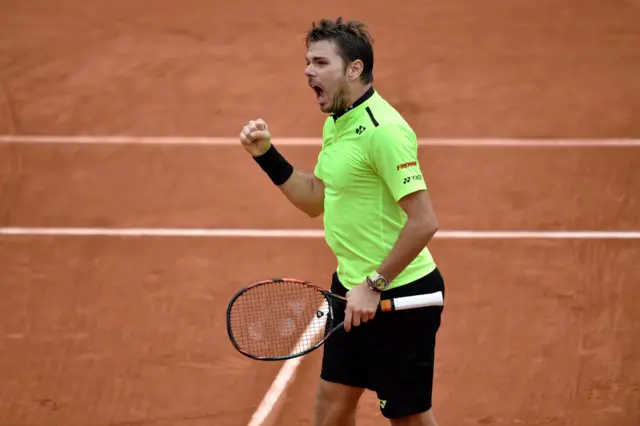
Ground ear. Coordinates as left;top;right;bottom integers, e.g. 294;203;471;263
347;59;364;81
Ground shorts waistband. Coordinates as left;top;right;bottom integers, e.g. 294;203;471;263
331;267;444;299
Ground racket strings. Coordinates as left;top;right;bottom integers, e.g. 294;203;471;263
228;281;333;359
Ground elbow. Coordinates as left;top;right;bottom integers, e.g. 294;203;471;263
429;215;439;234
306;208;324;218
303;200;324;218
411;216;439;240
424;220;439;239
430;223;439;239
299;203;323;218
291;200;323;218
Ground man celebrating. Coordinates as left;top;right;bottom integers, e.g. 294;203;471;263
239;17;444;426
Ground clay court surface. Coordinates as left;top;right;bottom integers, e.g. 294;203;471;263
1;1;640;425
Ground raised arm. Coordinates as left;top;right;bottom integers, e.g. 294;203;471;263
239;118;324;218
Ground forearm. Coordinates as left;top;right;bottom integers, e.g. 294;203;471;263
376;217;438;283
254;144;324;217
278;170;324;217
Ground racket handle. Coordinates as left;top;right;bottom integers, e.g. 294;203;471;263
379;291;444;312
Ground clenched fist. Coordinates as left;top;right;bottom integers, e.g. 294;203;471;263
239;119;271;157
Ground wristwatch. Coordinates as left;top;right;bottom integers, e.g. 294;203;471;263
366;272;390;292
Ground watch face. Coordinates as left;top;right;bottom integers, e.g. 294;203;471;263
375;277;387;289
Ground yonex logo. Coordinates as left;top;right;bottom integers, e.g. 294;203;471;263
355;125;366;135
403;175;422;184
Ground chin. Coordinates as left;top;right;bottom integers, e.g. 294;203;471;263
317;101;333;113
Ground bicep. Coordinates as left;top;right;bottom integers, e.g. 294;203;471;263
285;170;323;198
398;189;438;228
311;174;325;200
313;150;326;202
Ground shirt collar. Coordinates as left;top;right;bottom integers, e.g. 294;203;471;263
332;86;375;122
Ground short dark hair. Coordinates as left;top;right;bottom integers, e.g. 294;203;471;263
305;17;374;84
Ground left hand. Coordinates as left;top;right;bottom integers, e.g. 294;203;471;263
344;280;381;332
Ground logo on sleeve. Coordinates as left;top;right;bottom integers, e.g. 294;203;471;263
403;175;423;184
396;161;417;171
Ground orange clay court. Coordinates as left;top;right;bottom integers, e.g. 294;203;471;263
1;1;640;426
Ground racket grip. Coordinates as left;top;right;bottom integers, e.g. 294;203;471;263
379;291;444;312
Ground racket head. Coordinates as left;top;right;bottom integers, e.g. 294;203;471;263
226;278;345;361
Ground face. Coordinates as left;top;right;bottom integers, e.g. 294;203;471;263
305;40;360;114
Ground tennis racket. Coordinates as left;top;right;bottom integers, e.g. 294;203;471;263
226;277;444;361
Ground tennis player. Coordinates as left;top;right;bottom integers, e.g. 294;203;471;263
239;17;444;426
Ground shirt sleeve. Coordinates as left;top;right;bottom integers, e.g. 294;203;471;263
369;123;426;201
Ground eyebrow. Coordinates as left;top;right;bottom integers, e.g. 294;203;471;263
306;55;329;63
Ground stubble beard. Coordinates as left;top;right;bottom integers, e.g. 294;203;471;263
329;83;351;115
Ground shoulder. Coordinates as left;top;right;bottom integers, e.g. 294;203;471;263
365;94;417;144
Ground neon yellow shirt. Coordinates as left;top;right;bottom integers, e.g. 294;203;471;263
314;87;437;290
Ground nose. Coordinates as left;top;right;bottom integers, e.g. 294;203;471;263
304;64;315;77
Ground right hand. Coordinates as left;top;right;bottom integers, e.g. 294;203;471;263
239;119;271;157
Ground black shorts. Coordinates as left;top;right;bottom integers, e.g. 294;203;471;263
320;267;445;419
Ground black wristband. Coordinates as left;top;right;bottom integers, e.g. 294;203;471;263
253;144;294;186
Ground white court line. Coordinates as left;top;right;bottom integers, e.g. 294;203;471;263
1;135;639;147
247;300;329;426
0;227;639;239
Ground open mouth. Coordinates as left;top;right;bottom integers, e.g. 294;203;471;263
309;83;325;103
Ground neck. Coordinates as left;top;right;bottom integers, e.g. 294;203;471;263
347;83;372;106
331;84;375;121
